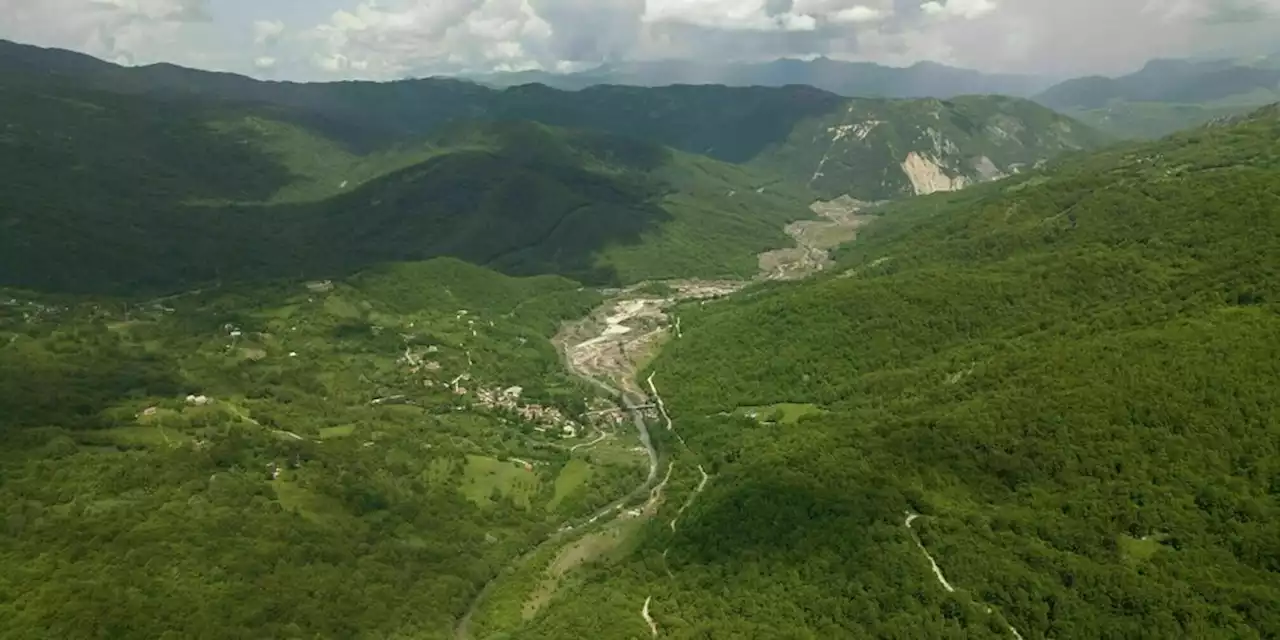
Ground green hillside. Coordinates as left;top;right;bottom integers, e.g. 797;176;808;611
1061;102;1259;140
0;258;670;639
0;77;814;295
511;106;1280;637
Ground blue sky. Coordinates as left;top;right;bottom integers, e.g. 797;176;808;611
1;0;1277;81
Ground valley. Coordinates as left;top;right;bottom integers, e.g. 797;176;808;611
512;105;1280;639
2;34;1280;640
459;194;867;637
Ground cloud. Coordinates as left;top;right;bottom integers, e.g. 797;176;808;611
253;19;285;46
642;0;821;31
304;0;550;76
4;0;1280;81
831;5;886;23
1199;0;1279;24
253;56;277;70
298;0;911;79
0;0;211;65
920;0;996;20
89;0;210;22
527;0;643;61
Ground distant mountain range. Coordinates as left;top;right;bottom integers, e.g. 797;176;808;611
469;53;1280;139
1035;58;1280;110
1032;57;1280;138
467;57;1053;99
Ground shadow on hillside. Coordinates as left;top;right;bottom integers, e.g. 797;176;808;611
665;458;916;573
0;127;675;295
0;336;183;433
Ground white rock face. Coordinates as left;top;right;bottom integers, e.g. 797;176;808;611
971;155;1007;181
901;152;967;195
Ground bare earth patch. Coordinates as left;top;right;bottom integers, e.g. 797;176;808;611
758;197;874;281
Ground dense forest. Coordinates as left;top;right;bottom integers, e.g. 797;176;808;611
505;106;1280;638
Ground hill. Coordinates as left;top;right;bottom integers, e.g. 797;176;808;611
1036;58;1280;138
0;39;1109;205
468;58;1052;99
504;105;1280;637
0;76;816;295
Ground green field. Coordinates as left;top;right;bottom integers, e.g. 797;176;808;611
547;459;593;512
462;455;543;508
318;425;356;440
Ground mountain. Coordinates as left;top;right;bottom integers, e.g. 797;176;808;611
1037;58;1280;109
468;58;1053;99
1;75;821;295
481;84;1108;200
502;104;1280;638
1036;57;1280;138
0;39;1109;206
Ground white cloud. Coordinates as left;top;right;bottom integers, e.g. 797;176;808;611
253;55;277;70
303;0;553;77
0;0;211;66
88;0;209;22
252;19;285;46
921;0;997;20
642;0;820;31
831;5;886;23
4;0;1280;81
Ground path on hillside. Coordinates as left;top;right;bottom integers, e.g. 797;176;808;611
905;513;1026;640
455;197;868;639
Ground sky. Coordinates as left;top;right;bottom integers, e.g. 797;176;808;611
1;0;1278;81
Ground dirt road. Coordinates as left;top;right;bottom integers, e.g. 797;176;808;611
905;513;1025;639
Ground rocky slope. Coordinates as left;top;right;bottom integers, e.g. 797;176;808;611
751;94;1109;199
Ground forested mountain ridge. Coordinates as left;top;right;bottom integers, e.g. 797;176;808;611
0;74;816;295
0;39;1109;203
507;105;1280;638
